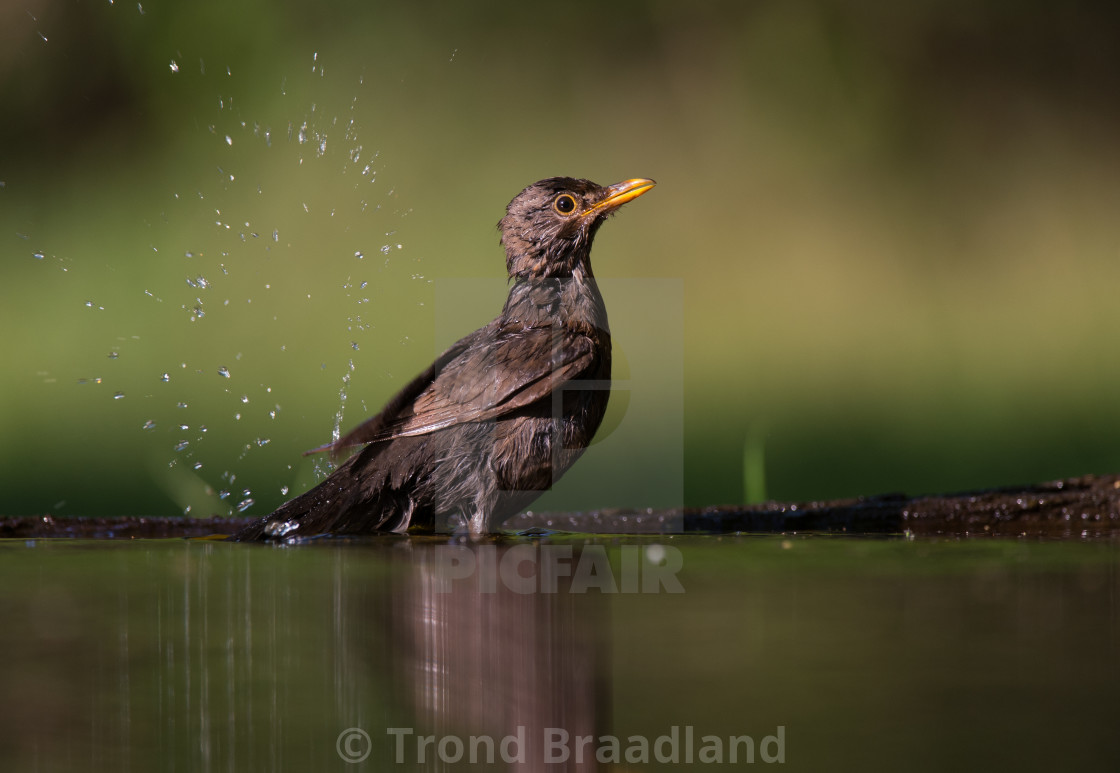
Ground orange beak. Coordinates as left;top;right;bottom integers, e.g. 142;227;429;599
584;178;656;218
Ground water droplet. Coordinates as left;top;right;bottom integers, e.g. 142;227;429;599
32;251;45;260
256;437;270;446
280;485;289;496
177;401;189;408
272;229;279;242
225;135;233;146
218;366;230;378
173;440;189;452
108;351;119;360
113;392;125;400
240;395;249;403
350;341;359;350
193;462;203;470
169;60;179;73
160;373;170;382
237;498;255;513
141;420;156;430
380;244;391;255
218;490;230;500
265;519;299;538
178;424;189;431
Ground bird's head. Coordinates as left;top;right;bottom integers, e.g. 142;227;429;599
498;177;655;280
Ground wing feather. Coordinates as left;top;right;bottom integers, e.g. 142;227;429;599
317;322;595;454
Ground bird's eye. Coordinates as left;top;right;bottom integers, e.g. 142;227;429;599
553;194;577;215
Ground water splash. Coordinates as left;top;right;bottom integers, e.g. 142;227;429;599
330;359;358;446
264;519;298;538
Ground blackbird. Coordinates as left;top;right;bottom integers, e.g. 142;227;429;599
234;176;655;540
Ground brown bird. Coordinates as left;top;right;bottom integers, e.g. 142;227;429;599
234;176;655;540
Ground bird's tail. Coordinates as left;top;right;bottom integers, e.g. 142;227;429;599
230;454;411;541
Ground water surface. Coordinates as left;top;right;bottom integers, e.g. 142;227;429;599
1;536;1116;771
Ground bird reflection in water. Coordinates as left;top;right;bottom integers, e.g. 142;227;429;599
368;539;611;771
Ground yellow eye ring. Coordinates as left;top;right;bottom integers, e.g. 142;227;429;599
553;194;577;216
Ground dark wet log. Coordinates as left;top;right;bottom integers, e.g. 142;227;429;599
509;473;1120;538
0;515;245;540
4;473;1118;539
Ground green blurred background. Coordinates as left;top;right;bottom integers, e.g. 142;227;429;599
2;0;1119;518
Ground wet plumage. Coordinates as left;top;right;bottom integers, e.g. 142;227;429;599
234;176;655;540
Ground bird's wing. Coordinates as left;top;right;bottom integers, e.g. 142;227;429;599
323;323;597;452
